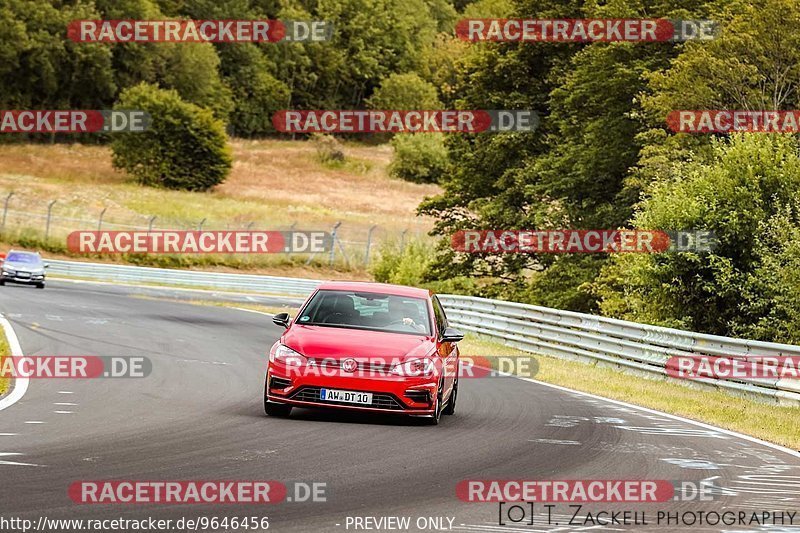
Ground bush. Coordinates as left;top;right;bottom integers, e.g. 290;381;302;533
370;239;477;294
111;83;232;192
389;133;449;183
311;134;345;164
366;73;442;110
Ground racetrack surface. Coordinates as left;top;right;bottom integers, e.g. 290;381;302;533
0;280;798;532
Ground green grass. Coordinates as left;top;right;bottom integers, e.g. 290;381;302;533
459;336;800;450
0;325;9;396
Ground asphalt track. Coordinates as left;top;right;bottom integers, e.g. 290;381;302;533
0;279;798;533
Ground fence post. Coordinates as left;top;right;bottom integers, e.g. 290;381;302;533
198;218;206;231
148;216;157;232
1;192;14;233
97;207;108;231
329;221;342;266
400;228;408;251
45;200;57;241
364;225;378;265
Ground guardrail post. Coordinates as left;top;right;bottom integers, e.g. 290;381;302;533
1;192;14;233
97;207;108;231
45;200;57;241
148;216;157;232
364;225;378;265
329;221;342;266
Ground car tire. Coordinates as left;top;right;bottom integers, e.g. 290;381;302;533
0;280;4;286
36;283;45;289
442;378;457;415
426;380;444;425
264;399;292;417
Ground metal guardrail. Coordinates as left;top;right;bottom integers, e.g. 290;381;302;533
438;294;800;405
46;259;800;404
46;259;321;297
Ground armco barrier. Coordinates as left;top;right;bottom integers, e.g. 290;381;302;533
437;294;800;405
46;259;800;405
46;259;321;296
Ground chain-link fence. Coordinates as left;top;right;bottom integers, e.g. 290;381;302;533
0;192;430;269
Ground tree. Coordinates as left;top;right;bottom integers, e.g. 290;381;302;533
367;73;442;110
594;134;800;340
111;83;232;191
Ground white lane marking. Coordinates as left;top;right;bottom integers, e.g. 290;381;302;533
53;410;73;414
24;421;44;424
57;391;74;394
0;433;18;436
529;438;581;445
53;402;77;406
0;314;26;411
0;452;41;466
515;376;800;458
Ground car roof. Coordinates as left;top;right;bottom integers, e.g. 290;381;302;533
7;250;40;257
316;281;431;299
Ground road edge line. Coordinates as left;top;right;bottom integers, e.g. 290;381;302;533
0;314;26;411
514;374;800;458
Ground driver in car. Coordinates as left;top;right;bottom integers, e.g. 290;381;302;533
389;299;426;333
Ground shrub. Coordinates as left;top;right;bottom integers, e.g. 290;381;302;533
311;134;345;164
389;133;449;183
111;83;232;191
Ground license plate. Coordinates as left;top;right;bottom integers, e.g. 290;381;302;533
319;388;372;405
17;272;30;279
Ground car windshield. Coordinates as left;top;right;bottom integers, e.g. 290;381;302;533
297;290;432;336
5;252;40;265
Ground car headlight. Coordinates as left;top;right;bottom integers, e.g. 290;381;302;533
390;357;439;377
2;268;15;275
269;344;307;366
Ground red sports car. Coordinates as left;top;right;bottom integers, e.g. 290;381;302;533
264;281;464;424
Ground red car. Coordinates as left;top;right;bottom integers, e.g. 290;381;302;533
264;281;464;424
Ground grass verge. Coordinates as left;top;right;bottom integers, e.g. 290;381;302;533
459;335;800;450
0;324;9;396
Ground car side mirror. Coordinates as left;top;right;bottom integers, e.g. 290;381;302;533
441;327;464;343
43;264;49;269
272;312;291;329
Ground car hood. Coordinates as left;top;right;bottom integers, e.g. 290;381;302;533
282;325;435;362
3;261;43;271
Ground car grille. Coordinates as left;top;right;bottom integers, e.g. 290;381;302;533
290;387;404;410
307;358;393;374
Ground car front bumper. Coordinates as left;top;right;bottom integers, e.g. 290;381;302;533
266;363;438;415
2;271;45;284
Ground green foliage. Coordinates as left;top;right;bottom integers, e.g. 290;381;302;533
371;239;477;293
111;83;232;191
389;134;449;184
594;134;800;341
367;73;442;110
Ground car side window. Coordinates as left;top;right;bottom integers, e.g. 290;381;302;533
432;295;448;338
